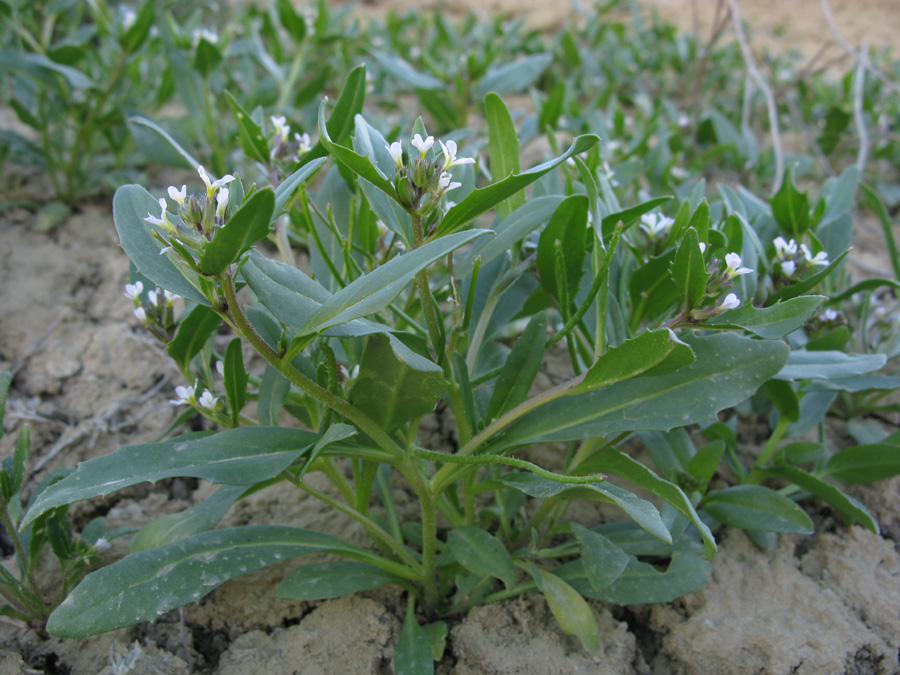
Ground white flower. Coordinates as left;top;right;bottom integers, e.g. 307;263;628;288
121;9;136;31
198;390;219;409
639;213;674;240
295;132;312;155
773;236;798;259
388;141;403;168
820;309;839;322
124;281;143;301
719;293;740;311
163;290;180;303
144;197;176;233
411;133;434;157
699;242;707;254
271;116;290;143
439;139;475;170
197;165;235;198
437;171;461;195
167;184;187;205
170;382;198;406
148;290;159;307
93;537;111;551
133;307;147;322
800;244;829;266
192;27;218;45
781;260;797;277
724;252;753;278
216;187;229;221
216;360;225;376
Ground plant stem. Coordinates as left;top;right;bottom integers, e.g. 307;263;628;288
400;453;440;614
0;507;46;617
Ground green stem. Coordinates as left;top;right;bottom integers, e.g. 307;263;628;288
400;454;439;614
415;448;603;485
0;507;46;617
747;416;791;484
320;458;355;505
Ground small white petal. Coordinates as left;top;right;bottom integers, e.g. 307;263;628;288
781;260;797;277
168;185;187;205
216;187;229;220
133;307;147;322
198;390;218;409
719;293;740;310
94;537;111;551
124;281;143;301
216;361;225;376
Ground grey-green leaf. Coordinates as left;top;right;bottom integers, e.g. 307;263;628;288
394;608;434;675
823;443;900;485
447;526;516;590
486;314;547;421
774;350;886;381
703;485;813;533
570;523;629;591
709;295;826;338
576;329;694;392
531;566;599;653
276;560;406;600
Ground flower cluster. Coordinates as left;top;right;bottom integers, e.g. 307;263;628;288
772;236;830;280
269;115;312;163
387;134;474;220
169;381;219;411
125;281;180;341
639;212;674;241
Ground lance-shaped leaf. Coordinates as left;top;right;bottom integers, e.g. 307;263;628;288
570;523;629;591
495;333;788;449
536;195;588;302
485;93;523;218
297;423;357;479
225;91;269;164
530;565;599;653
703;485;813;533
434;134;600;238
757;465;878;532
447;526;516;590
477;54;554;98
349;334;444;431
47;526;372;637
770;167;811;238
273;157;327;215
299;229;490;335
113;185;208;306
277;561;410;601
575;329;694;392
368;49;443;90
591;451;716;559
302;65;367;166
166;305;221;372
394;603;435;675
774;350;886;381
486;314;547;421
224;338;249;424
707;295;825;338
822;443;900;485
21;428;320;529
670;227;708;309
198;188;275;276
127;116;201;171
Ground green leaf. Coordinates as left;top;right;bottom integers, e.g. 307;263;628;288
476;54;553;98
496;334;788;448
670;228;708;308
758;465;877;532
130;485;246;552
225;91;269;165
485;93;523;218
708;295;826;338
530;566;599;653
570;523;629;591
274;158;327;215
493;473;671;544
767;249;849;305
21;428;321;529
807;373;900;393
277;0;307;42
703;485;813;533
113;185;208;305
686;440;725;488
276;560;406;600
121;0;155;52
823;443;900;484
47;526;371;637
599;197;672;244
300;229;490;335
166;305;221;372
770;167;811;238
192;38;222;77
0;50;94;89
302;65;368;167
394;607;434;675
576;329;694;392
593;451;717;559
486;314;547;421
536;195;588;302
297;423;357;479
774;350;886;381
558;543;713;604
368;49;443;90
127;116;201;171
422;621;448;661
861;183;900;281
434;134;600;238
349;334;444;432
447;527;516;590
198;188;275;277
224;338;249;424
257;365;290;427
0;370;10;442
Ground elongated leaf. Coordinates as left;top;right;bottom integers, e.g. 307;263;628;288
130;484;246;552
861;183;900;281
770;168;810;238
477;54;553;98
297;423;357;479
359;178;414;246
167;305;221;371
395;607;434;675
300;229;490;335
493;473;671;544
22;428;320;529
708;295;825;338
434;134;600;237
807;373;900;393
303;65;367;166
349;334;444;431
276;560;407;600
225;91;269;164
47;526;370;637
224;338;249;423
487;314;547;421
485;93;523;218
0;50;94;88
369;49;443;90
774;350;886;381
536;195;588;302
594;451;716;558
273;157;327;215
199;188;275;276
113;185;208;305
495;333;788;449
530;566;599;653
127;116;201;171
0;371;10;442
758;465;877;532
257;365;290;427
570;523;629;591
823;443;900;484
576;329;694;392
670;228;708;308
703;485;813;533
558;542;712;604
447;527;516;590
